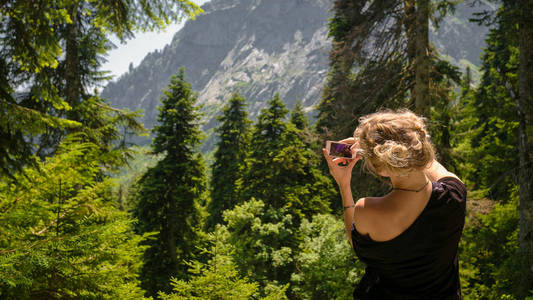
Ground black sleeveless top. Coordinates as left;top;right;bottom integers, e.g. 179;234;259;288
351;177;467;300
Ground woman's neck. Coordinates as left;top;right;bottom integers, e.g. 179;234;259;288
389;171;428;191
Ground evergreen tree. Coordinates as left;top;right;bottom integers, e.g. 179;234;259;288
242;94;335;220
0;137;148;299
413;0;430;116
0;0;202;177
452;2;533;297
316;0;460;200
206;93;251;230
240;94;290;206
158;226;288;300
291;214;364;299
316;0;458;135
234;94;336;294
455;3;519;201
134;69;206;296
428;54;461;170
289;100;308;130
459;196;520;299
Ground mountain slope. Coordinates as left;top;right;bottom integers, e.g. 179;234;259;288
102;0;491;148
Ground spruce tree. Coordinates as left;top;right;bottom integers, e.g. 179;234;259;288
455;5;519;201
463;1;533;295
0;138;148;299
242;94;335;222
315;0;460;200
290;100;308;130
206;93;251;230
235;94;336;293
241;94;289;206
0;0;202;177
316;0;459;137
452;3;529;297
134;69;206;296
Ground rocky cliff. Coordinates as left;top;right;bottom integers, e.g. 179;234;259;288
101;0;491;148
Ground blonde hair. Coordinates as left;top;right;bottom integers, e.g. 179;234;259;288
354;109;434;177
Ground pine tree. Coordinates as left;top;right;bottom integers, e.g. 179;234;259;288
455;4;519;201
0;137;148;299
0;0;202;177
158;227;288;300
290;100;308;130
315;0;460;200
206;93;251;230
316;0;459;136
134;69;206;296
241;94;290;206
413;0;430;116
453;2;531;297
234;94;336;294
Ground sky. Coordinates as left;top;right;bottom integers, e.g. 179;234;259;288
102;0;210;80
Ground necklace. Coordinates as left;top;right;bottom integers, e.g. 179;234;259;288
392;180;429;192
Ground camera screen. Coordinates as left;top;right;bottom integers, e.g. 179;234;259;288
329;142;353;158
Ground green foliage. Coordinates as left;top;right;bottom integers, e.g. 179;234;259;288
221;198;294;293
291;214;364;300
227;94;337;295
0;0;202;177
290;100;308;130
428;52;462;170
158;226;288;300
151;68;204;155
453;0;519;200
454;2;531;298
207;93;251;229
0;137;147;299
241;94;335;222
113;145;163;211
133;69;206;296
460;196;520;299
2;1;529;299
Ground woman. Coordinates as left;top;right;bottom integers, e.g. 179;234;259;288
322;109;466;299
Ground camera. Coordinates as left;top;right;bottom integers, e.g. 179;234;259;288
326;141;358;159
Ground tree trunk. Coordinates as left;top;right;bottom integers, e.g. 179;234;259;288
518;0;533;296
414;0;430;117
166;188;178;277
440;110;453;168
404;0;416;78
65;4;81;122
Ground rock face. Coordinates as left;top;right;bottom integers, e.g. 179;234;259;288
101;0;490;148
103;0;331;136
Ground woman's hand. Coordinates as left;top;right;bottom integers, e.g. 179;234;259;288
322;138;362;187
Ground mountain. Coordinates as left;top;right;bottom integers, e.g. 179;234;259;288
101;0;491;149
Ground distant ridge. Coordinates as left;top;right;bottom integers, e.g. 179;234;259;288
102;0;491;149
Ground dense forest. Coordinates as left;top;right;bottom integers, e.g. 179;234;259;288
1;0;532;299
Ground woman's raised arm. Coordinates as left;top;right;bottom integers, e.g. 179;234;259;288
322;142;362;247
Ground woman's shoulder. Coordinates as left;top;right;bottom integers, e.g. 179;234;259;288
435;176;467;204
354;196;387;216
354;196;390;237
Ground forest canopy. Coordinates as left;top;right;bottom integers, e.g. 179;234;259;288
1;0;532;299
